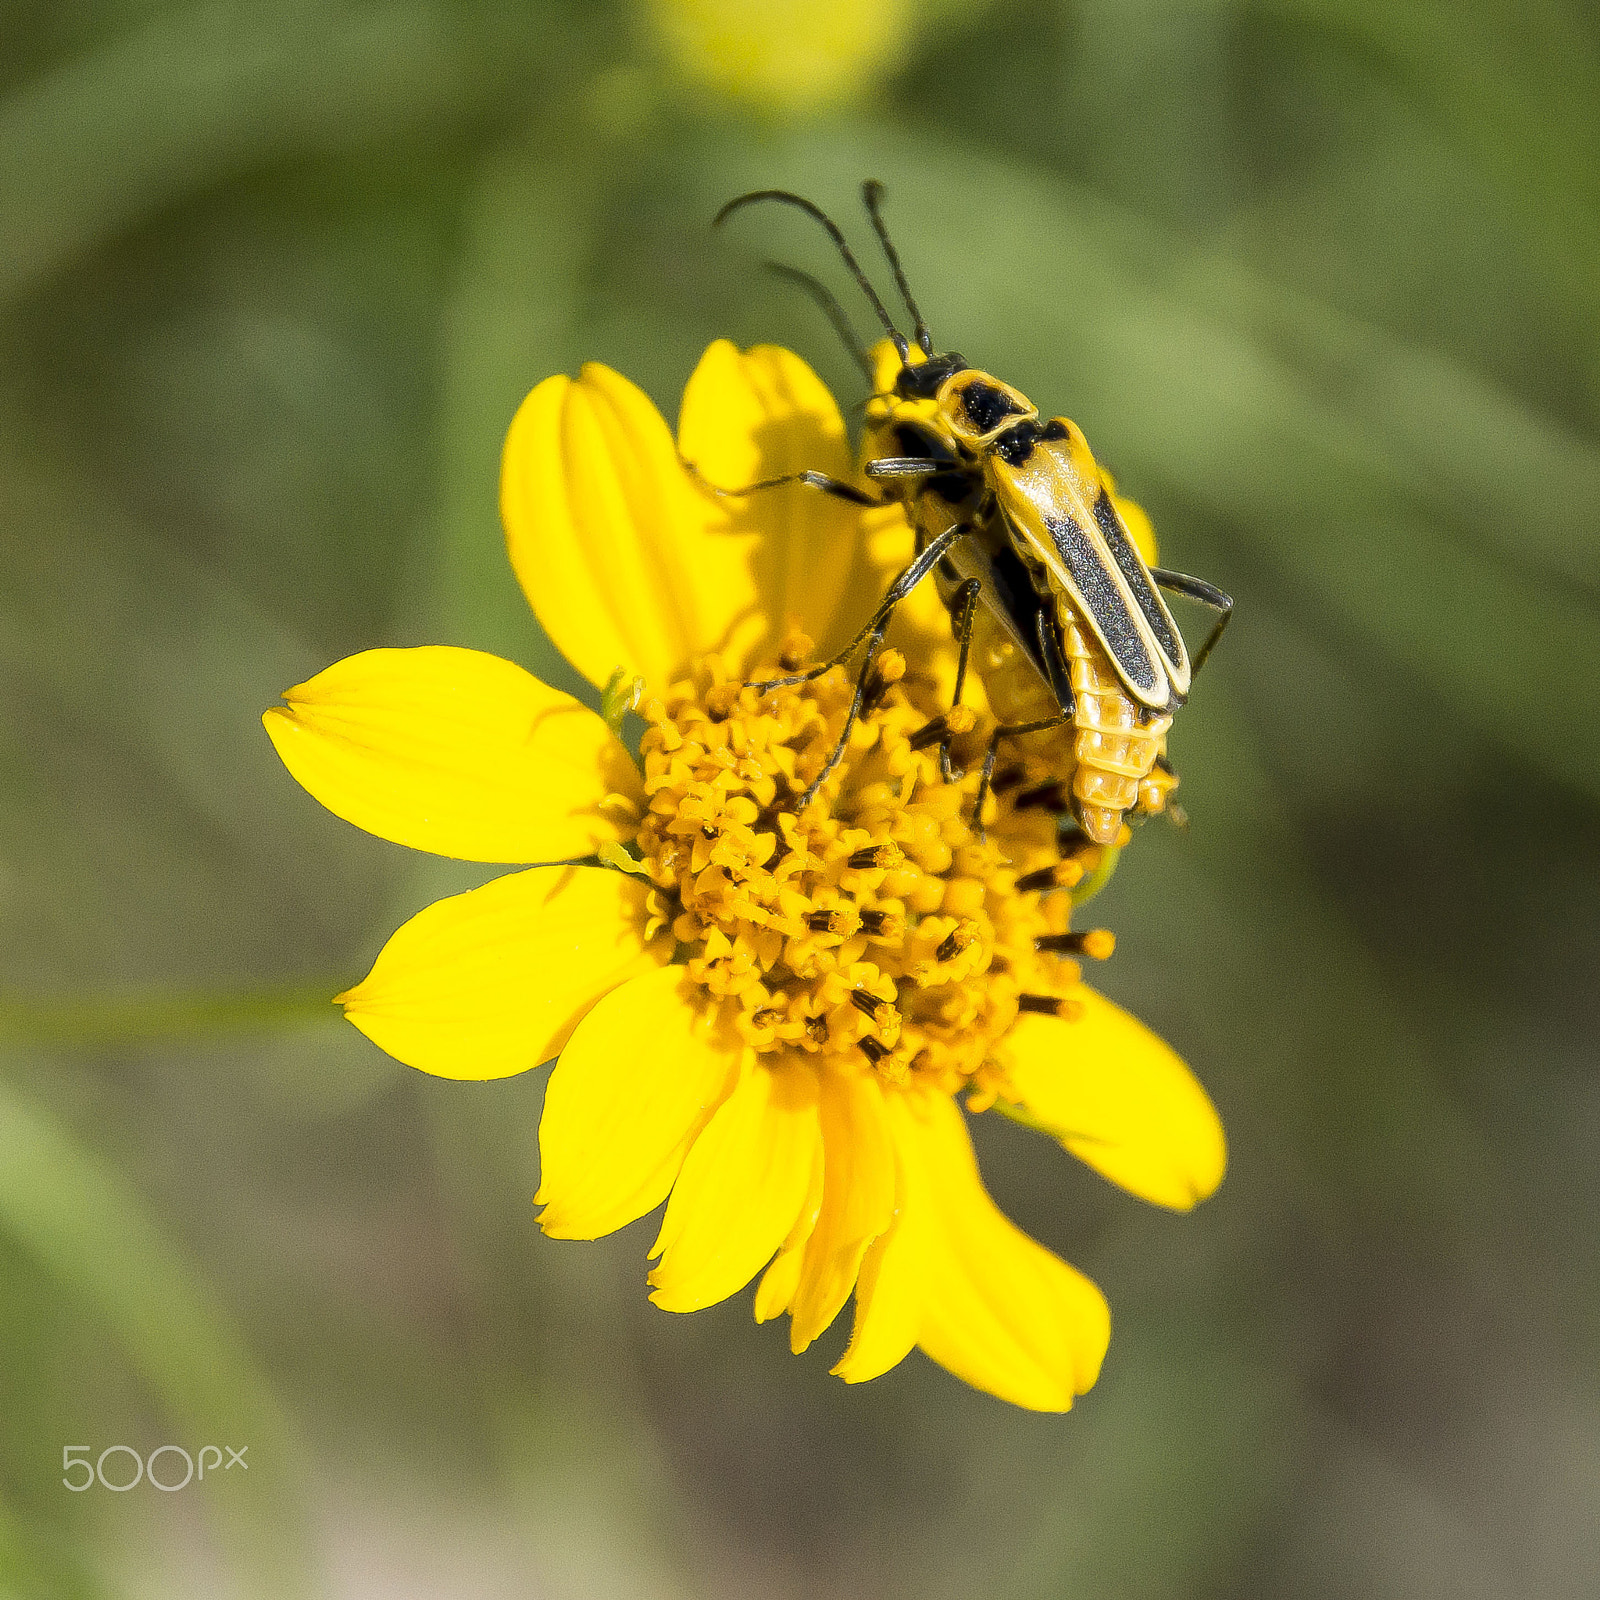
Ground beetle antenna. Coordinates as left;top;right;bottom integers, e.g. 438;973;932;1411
715;189;910;363
862;180;933;357
763;262;874;380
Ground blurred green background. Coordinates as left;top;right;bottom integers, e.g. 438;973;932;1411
4;0;1599;1594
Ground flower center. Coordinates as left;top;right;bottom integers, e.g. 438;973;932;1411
630;641;1118;1105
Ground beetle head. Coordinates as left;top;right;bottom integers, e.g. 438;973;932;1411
893;352;968;400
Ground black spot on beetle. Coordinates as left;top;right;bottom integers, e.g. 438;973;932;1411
992;421;1039;466
960;380;1026;434
1040;419;1068;441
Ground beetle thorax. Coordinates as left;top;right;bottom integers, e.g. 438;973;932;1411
937;371;1039;449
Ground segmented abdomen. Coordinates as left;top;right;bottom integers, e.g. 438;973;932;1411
1060;609;1172;846
975;603;1178;844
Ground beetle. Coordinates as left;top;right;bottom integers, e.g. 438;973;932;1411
709;182;1232;844
856;340;1187;848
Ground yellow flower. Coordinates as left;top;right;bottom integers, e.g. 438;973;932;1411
647;0;913;112
263;339;1225;1411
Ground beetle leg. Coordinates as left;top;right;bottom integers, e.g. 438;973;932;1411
948;579;982;707
749;520;974;692
1150;566;1233;678
864;454;955;480
793;623;895;812
972;712;1074;841
1034;609;1077;716
926;577;982;782
680;457;887;508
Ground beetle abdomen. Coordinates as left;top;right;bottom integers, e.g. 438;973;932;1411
1060;611;1172;845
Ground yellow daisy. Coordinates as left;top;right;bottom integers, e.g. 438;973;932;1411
648;0;915;113
263;339;1225;1411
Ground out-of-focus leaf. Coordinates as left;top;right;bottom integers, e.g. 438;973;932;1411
936;1330;1300;1600
0;1074;308;1595
0;1480;97;1600
1254;0;1600;327
0;443;393;988
1210;280;1600;597
0;0;548;310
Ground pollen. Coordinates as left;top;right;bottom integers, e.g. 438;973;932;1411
625;648;1115;1103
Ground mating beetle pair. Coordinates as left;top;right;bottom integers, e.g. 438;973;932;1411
707;181;1232;847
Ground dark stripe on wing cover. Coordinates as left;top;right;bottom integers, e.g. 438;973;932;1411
1092;490;1185;671
1043;512;1161;696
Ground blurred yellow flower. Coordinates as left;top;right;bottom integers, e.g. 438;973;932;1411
263;340;1225;1411
647;0;912;111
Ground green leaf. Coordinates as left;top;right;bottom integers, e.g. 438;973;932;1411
0;1;546;311
0;1077;309;1596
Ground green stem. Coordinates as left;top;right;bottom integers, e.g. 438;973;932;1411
1070;843;1122;908
0;984;339;1049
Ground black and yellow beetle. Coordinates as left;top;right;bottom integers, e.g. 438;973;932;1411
712;182;1232;844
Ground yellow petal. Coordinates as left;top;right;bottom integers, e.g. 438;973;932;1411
337;866;654;1081
752;1140;824;1323
1000;986;1226;1211
502;359;757;693
677;340;864;662
913;1092;1110;1408
648;1057;822;1313
831;1134;925;1385
868;337;906;398
843;1088;1108;1410
1113;489;1159;565
649;0;913;112
263;646;638;862
535;965;738;1240
788;1065;896;1352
